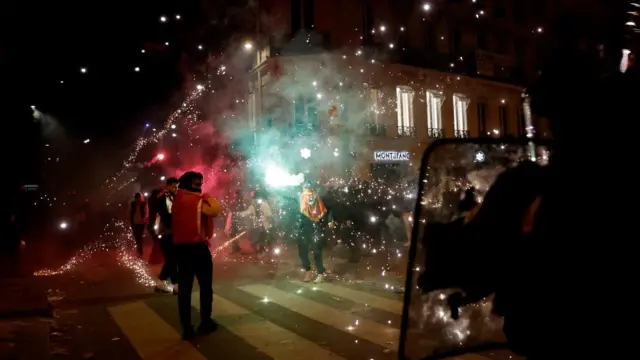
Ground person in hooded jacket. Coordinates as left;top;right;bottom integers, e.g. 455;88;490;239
297;182;334;283
171;171;222;340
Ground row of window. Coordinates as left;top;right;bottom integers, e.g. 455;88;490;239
393;86;525;138
248;87;526;138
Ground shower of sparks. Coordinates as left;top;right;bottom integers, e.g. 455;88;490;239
34;220;155;287
104;86;207;196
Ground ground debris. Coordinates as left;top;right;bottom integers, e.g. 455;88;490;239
47;289;66;302
50;346;69;355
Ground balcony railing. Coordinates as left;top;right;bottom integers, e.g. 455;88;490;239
365;123;387;136
454;129;470;138
427;128;445;139
398;126;416;137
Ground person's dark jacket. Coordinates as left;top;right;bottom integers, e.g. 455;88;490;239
148;189;162;227
156;194;173;233
129;200;147;225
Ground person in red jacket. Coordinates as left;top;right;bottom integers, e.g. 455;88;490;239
172;171;222;340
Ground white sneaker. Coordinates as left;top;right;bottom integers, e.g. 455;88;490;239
303;271;314;282
155;279;172;293
314;274;325;283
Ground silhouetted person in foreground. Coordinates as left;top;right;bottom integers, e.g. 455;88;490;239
421;14;636;358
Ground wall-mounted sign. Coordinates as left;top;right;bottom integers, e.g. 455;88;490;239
374;151;410;161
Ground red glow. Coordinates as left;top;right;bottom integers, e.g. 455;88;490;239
156;153;165;160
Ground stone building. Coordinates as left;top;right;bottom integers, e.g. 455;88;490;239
246;53;526;179
235;0;620;179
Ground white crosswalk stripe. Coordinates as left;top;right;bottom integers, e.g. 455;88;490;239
238;284;399;351
106;280;502;360
108;301;206;360
288;280;404;314
192;294;347;360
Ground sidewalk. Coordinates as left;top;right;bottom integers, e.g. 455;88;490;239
0;318;51;360
0;277;51;319
0;278;52;360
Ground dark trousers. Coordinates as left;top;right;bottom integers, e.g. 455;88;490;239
147;223;159;242
158;234;178;284
176;242;213;329
337;225;359;262
251;228;274;253
131;224;145;258
297;222;325;273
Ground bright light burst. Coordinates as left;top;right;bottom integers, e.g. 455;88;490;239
264;163;305;188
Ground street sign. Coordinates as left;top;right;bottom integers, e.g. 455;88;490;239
373;151;410;161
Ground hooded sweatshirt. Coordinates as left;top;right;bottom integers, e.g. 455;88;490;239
172;189;222;244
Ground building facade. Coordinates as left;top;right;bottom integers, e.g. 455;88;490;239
241;0;619;179
247;53;527;179
257;0;617;84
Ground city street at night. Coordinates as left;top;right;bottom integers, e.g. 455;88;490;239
2;233;518;360
6;0;631;358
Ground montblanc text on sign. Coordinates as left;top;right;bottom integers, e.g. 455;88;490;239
374;151;410;161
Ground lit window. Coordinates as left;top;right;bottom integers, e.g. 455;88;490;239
396;86;415;136
498;105;508;135
256;46;270;66
370;88;381;124
248;92;257;131
426;90;444;130
453;94;470;137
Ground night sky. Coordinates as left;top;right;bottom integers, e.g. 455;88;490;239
3;0;241;187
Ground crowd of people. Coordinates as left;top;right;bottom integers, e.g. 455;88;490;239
128;171;416;339
128;172;220;339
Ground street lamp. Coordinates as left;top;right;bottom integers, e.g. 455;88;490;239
243;41;254;51
422;3;431;11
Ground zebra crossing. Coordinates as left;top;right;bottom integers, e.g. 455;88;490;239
88;279;514;360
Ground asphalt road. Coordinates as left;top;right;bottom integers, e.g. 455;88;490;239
2;227;521;360
38;252;520;360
